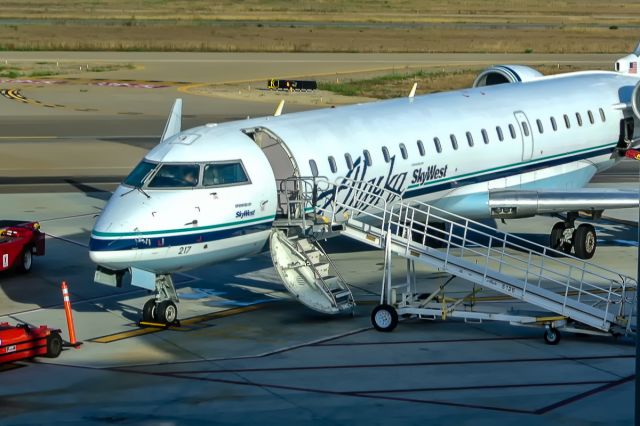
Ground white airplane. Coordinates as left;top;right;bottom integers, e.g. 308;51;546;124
89;46;640;324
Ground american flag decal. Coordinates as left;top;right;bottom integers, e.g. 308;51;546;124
630;62;637;74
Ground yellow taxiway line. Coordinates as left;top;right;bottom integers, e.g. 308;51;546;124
91;303;269;344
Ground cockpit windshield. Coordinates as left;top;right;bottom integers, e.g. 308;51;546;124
123;160;157;188
203;162;249;186
148;164;200;188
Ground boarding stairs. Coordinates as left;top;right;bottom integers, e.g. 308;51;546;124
271;177;637;337
270;177;355;314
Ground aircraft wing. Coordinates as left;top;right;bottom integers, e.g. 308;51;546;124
488;188;639;218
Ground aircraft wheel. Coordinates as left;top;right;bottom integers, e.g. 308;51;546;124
543;328;561;345
549;223;572;256
371;304;398;332
142;299;158;322
17;247;33;273
46;332;63;358
573;224;596;260
157;300;178;324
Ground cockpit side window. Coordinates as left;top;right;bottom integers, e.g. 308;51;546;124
123;160;157;187
203;162;249;186
148;164;200;188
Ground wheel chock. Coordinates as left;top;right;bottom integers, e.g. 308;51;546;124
137;319;181;329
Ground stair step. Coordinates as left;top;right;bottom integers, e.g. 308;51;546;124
313;261;330;276
296;238;314;251
331;289;351;300
304;250;321;263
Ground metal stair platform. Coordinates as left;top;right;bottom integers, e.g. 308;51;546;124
326;178;636;338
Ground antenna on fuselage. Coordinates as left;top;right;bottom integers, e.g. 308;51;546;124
161;98;182;142
408;82;417;99
274;99;285;117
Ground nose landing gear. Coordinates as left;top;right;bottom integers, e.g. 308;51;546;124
140;274;180;327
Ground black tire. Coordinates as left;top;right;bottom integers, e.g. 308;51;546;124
543;328;561;345
371;304;398;332
573;224;597;260
157;300;178;324
142;299;157;322
549;222;571;256
16;246;33;273
45;332;63;358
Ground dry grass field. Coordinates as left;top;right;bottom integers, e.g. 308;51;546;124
0;1;639;53
317;64;591;98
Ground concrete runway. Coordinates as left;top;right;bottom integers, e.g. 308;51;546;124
0;52;637;425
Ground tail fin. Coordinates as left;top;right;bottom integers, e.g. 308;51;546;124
615;42;640;74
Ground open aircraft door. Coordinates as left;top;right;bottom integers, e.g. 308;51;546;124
243;126;300;217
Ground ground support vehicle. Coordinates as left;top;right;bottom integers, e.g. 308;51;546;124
0;322;62;363
0;220;45;273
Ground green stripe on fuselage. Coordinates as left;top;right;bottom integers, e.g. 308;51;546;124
92;215;276;238
407;142;616;190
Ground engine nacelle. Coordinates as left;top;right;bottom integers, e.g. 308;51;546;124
632;80;640;120
615;53;639;74
473;65;543;88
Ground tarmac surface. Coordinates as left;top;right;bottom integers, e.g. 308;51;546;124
0;52;637;425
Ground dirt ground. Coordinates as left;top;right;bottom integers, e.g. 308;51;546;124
0;1;639;53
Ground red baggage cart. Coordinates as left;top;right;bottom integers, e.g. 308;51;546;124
0;322;62;363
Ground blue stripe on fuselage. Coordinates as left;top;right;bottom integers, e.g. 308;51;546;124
405;145;615;198
89;221;272;252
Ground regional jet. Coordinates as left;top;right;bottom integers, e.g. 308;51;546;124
89;46;640;324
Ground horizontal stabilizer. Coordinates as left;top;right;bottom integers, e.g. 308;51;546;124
161;98;182;142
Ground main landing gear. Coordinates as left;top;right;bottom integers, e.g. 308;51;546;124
549;213;597;259
140;274;180;326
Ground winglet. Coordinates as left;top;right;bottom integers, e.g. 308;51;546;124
161;98;182;142
408;82;417;99
274;99;285;117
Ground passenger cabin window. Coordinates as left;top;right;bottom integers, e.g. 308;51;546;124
521;122;530;137
450;134;458;150
508;124;516;139
417;140;425;156
466;131;474;147
576;112;583;126
345;153;354;170
363;149;372;166
550;116;557;131
148;164;200;188
536;119;544;134
588;110;595;124
382;146;390;163
599;108;606;122
328;156;337;173
203;162;248;186
564;114;571;129
481;129;489;144
496;126;504;141
124;160;157;187
399;143;408;159
433;137;442;153
309;159;319;177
